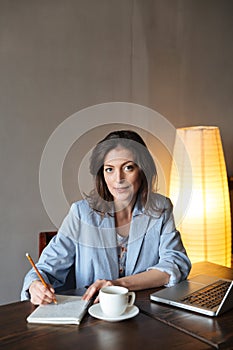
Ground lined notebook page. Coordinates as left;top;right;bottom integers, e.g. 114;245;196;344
27;294;89;325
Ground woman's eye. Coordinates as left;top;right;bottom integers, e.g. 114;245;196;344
124;165;134;172
104;167;113;173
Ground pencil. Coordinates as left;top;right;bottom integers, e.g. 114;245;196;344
26;253;57;304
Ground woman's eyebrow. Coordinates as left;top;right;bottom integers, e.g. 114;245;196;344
104;160;135;167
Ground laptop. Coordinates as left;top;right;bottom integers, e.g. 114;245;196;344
150;274;233;316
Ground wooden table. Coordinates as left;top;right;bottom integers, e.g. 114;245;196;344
0;262;231;350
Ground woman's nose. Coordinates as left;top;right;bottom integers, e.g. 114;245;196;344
115;169;125;182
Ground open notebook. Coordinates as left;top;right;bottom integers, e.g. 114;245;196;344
150;274;233;316
27;295;90;325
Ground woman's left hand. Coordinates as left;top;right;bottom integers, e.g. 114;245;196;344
82;279;114;303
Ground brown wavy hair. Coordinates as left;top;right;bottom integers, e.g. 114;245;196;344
86;130;158;214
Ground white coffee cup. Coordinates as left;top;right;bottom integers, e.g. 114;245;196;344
99;286;135;317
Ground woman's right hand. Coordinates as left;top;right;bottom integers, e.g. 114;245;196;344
29;280;55;305
82;279;114;303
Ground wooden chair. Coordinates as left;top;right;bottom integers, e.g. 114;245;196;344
39;231;57;257
38;231;76;290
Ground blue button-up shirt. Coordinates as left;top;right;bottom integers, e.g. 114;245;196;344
21;193;191;300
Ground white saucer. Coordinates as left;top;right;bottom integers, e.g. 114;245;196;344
88;304;139;322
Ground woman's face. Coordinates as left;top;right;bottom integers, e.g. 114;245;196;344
103;146;142;204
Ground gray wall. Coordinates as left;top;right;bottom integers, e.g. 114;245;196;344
0;0;232;304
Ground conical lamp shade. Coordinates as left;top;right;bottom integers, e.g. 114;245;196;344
169;126;231;267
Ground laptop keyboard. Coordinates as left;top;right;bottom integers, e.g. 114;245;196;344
180;280;231;309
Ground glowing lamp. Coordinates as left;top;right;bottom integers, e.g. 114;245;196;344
169;126;231;267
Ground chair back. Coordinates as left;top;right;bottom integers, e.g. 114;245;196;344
39;231;57;256
38;231;76;290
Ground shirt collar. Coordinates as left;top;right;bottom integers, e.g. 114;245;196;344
131;195;145;216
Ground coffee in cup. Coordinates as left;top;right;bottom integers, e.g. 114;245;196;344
99;286;135;317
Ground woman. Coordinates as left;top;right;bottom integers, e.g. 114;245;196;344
21;130;191;305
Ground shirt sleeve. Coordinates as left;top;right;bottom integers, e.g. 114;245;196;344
147;198;191;287
20;204;78;301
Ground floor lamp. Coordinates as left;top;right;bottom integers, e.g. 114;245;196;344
169;126;231;267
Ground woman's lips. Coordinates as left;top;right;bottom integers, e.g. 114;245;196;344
114;186;130;192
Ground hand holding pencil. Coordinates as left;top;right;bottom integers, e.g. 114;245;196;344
26;253;57;305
